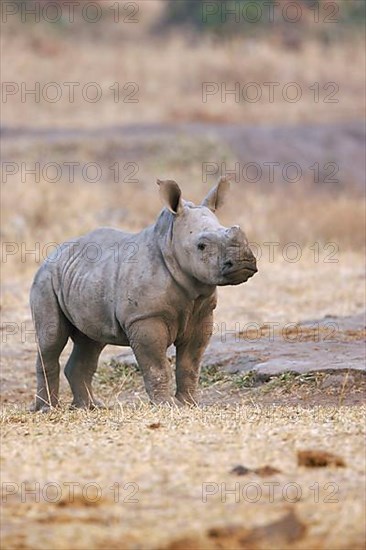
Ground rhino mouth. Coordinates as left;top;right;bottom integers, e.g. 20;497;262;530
221;264;257;285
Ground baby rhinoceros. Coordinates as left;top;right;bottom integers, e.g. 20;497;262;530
30;177;257;411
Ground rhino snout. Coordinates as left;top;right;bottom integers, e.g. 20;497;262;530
222;258;257;275
221;251;257;284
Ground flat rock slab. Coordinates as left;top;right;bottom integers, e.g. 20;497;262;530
114;313;365;377
205;313;365;375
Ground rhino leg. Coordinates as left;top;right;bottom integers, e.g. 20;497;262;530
64;332;105;409
175;311;214;405
31;289;70;412
127;319;175;404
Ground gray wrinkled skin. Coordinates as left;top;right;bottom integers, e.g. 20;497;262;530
30;178;257;411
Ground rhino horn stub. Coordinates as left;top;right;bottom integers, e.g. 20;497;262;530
201;176;231;213
226;225;241;239
157;179;183;215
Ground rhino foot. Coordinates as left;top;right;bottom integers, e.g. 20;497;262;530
29;402;58;414
69;398;106;410
175;393;199;406
150;396;184;408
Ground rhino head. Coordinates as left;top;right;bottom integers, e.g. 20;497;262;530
157;177;257;287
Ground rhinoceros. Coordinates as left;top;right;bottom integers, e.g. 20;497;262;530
30;177;257;411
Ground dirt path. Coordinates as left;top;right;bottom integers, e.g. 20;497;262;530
2;121;365;189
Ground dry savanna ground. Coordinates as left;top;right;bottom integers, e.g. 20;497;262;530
1;4;366;549
1;402;366;550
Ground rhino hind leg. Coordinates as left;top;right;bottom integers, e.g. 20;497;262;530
64;332;105;409
31;289;70;412
32;346;68;413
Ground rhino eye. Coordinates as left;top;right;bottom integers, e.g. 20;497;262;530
197;243;206;251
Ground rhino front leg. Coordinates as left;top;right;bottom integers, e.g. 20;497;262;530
175;311;214;405
127;319;175;404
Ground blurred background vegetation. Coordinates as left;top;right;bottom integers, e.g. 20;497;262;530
10;0;366;40
163;0;365;39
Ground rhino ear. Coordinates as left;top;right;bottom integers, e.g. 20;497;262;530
157;179;183;215
201;176;231;212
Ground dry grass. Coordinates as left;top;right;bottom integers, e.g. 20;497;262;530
1;403;365;549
